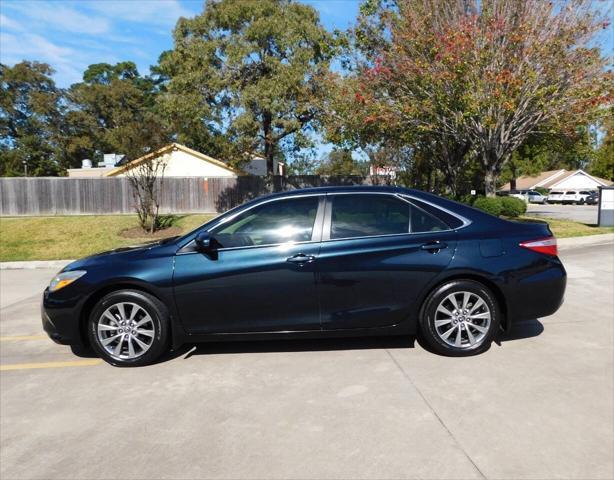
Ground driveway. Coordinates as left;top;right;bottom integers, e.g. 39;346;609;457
527;203;598;224
1;245;613;480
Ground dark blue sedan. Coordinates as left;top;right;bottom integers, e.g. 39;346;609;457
42;186;566;366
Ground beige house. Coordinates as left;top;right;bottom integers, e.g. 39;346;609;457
68;143;280;178
106;143;239;178
500;169;612;192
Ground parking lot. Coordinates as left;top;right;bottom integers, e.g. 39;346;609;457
1;244;613;480
527;203;599;224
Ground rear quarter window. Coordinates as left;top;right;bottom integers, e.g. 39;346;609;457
406;198;464;230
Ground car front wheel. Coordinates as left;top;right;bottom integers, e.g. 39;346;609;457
88;290;170;367
419;280;500;356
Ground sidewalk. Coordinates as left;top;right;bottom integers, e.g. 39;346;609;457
1;233;612;270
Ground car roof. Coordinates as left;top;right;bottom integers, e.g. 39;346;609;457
258;185;407;198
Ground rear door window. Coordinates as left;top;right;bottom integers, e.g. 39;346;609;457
330;195;410;239
329;194;450;240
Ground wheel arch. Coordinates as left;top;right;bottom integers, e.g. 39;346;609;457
78;282;176;349
418;273;509;332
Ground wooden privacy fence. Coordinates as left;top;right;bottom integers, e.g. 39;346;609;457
0;176;378;216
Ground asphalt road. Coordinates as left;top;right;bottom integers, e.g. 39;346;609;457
1;244;613;480
527;203;599;224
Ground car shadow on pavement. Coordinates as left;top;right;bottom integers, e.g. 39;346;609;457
158;335;416;363
70;320;544;363
159;319;544;363
497;318;544;343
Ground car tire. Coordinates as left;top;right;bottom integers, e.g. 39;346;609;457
578;199;585;205
88;290;170;367
419;280;500;356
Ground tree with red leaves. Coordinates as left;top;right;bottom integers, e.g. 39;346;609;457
330;0;612;195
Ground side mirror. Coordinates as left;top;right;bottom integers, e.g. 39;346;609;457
195;231;214;252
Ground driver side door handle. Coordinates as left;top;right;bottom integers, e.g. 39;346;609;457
421;241;447;253
286;253;316;265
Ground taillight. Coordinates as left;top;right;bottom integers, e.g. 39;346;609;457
519;237;558;256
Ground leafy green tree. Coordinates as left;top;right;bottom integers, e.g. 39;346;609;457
590;115;614;180
63;62;169;166
316;148;368;176
158;0;336;174
0;61;64;176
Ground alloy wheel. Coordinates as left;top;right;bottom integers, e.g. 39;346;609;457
433;291;491;349
96;302;155;360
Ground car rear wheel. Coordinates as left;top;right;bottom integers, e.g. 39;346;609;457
419;280;500;356
88;290;169;367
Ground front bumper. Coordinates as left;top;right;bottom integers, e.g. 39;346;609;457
41;289;84;347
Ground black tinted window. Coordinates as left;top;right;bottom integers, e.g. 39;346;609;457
331;195;409;239
408;197;461;229
410;204;449;233
214;197;319;248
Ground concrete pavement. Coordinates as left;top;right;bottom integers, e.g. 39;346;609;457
527;203;599;224
1;244;613;479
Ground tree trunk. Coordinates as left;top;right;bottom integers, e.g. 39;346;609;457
263;112;274;175
484;169;498;197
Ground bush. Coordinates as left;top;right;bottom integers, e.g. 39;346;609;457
458;194;479;205
500;196;527;217
473;196;503;216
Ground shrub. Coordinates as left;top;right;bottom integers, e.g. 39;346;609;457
458;194;478;205
500;196;527;217
473;196;503;216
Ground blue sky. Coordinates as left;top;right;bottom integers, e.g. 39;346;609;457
0;0;362;87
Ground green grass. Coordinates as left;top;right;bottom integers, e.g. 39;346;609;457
0;214;215;262
0;213;612;261
519;216;614;238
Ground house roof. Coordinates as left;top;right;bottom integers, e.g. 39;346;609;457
105;143;239;177
500;169;612;191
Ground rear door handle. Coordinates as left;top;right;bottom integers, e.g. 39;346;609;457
286;253;316;265
421;241;447;253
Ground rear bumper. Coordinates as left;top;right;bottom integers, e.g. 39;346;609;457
504;260;567;324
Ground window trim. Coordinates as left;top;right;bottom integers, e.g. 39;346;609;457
179;194;325;254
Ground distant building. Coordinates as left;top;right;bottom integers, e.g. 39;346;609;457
68;144;282;178
369;165;399;179
67;153;125;178
499;169;612;192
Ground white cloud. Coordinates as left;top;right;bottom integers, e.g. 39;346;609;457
5;2;111;35
0;14;24;31
84;0;194;27
0;31;101;85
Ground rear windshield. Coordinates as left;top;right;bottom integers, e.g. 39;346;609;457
566;191;576;194
550;191;563;195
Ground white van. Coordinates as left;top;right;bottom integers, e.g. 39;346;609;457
547;191;565;203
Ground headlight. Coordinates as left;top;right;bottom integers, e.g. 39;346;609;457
49;270;87;292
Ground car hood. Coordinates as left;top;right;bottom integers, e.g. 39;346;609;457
62;237;179;271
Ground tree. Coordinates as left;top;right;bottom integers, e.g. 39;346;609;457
126;156;167;234
590;115;614;180
0;62;64;176
338;0;612;195
158;0;337;174
316;149;368;176
63;62;169;168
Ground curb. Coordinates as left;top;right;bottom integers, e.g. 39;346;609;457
0;260;75;271
1;233;612;270
557;233;614;251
